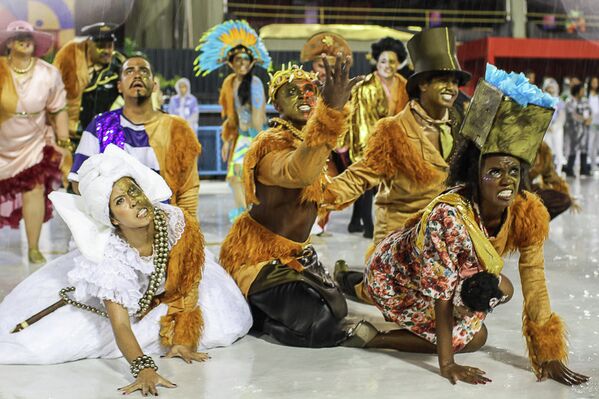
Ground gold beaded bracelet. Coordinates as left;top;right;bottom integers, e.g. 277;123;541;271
56;138;75;152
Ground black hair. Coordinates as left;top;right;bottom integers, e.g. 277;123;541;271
119;52;153;77
570;83;584;97
446;138;530;203
371;37;407;63
228;45;255;107
589;76;599;95
460;272;503;312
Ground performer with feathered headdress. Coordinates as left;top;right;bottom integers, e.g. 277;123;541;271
194;20;271;222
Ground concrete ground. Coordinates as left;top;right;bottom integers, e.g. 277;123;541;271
0;179;598;399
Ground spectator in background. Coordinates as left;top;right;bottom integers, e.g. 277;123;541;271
542;78;566;170
525;69;536;85
564;83;592;177
168;78;199;131
588;76;599;170
561;76;581;100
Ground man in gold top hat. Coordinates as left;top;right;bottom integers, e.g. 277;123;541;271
219;56;367;348
327;27;470;302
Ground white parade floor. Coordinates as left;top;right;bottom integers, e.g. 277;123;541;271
0;179;598;399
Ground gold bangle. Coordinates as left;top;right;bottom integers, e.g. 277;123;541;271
56;138;75;152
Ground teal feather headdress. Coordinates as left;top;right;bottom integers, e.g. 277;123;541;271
193;20;271;77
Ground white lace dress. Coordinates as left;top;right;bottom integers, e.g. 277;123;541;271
0;204;252;364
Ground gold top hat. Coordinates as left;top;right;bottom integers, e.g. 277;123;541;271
460;79;553;165
268;63;318;103
300;32;353;65
406;27;470;98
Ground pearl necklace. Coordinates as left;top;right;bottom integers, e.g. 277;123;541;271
270;117;304;141
8;57;34;74
60;207;169;318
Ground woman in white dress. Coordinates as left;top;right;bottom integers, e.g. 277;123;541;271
0;145;252;395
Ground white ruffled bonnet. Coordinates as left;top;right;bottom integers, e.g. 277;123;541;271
49;145;172;262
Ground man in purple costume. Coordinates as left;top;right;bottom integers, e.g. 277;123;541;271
69;55;202;217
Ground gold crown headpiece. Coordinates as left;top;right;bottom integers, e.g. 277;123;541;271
225;46;252;62
268;62;319;103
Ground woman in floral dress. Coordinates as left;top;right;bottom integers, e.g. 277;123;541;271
345;65;589;387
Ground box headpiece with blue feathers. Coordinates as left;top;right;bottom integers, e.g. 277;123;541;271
460;64;557;165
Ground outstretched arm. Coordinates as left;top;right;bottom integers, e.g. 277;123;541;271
257;53;359;189
435;299;491;385
518;244;589;385
104;300;176;396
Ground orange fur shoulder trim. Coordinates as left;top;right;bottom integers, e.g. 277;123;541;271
219;74;238;142
242;126;326;206
243;127;296;205
523;313;568;376
165;212;204;297
219;214;303;277
303;100;350;148
53;42;82;100
363;116;443;184
507;191;550;251
165;116;202;190
159;211;205;347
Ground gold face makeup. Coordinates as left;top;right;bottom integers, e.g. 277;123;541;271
275;79;318;124
231;53;252;76
118;57;154;100
90;40;114;66
479;155;521;212
109;177;153;228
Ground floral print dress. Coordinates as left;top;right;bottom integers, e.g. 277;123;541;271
365;201;488;351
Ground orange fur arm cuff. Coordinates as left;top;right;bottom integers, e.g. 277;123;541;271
303;99;350;148
523;313;568;376
160;307;203;348
362;117;442;184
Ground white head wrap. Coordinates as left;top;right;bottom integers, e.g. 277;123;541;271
49;145;172;262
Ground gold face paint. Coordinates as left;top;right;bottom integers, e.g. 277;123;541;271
119;57;154;101
90;40;114;66
275;79;318;125
479;155;521;213
109;177;153;228
231;53;252;76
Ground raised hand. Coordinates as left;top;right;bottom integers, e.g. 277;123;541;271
165;344;210;364
319;52;363;110
118;368;176;396
440;362;492;385
539;360;589;385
